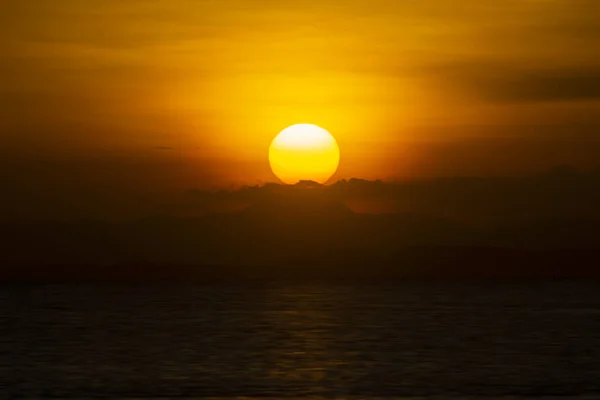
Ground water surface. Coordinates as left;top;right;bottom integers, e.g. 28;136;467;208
2;281;600;398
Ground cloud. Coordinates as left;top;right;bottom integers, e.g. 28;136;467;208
177;169;600;225
427;62;600;103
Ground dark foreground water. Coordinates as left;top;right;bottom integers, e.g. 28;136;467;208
2;281;600;399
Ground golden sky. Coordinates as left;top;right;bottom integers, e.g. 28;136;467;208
3;0;600;189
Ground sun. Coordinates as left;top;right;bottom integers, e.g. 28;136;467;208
269;124;340;184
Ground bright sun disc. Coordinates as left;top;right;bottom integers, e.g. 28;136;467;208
269;124;340;184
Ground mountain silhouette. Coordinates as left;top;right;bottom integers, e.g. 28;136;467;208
241;191;353;221
2;176;600;281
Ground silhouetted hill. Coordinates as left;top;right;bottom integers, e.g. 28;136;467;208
241;191;353;221
1;195;600;280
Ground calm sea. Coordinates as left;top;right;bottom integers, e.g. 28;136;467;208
2;281;600;399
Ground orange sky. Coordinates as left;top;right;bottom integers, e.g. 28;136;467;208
3;0;600;189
